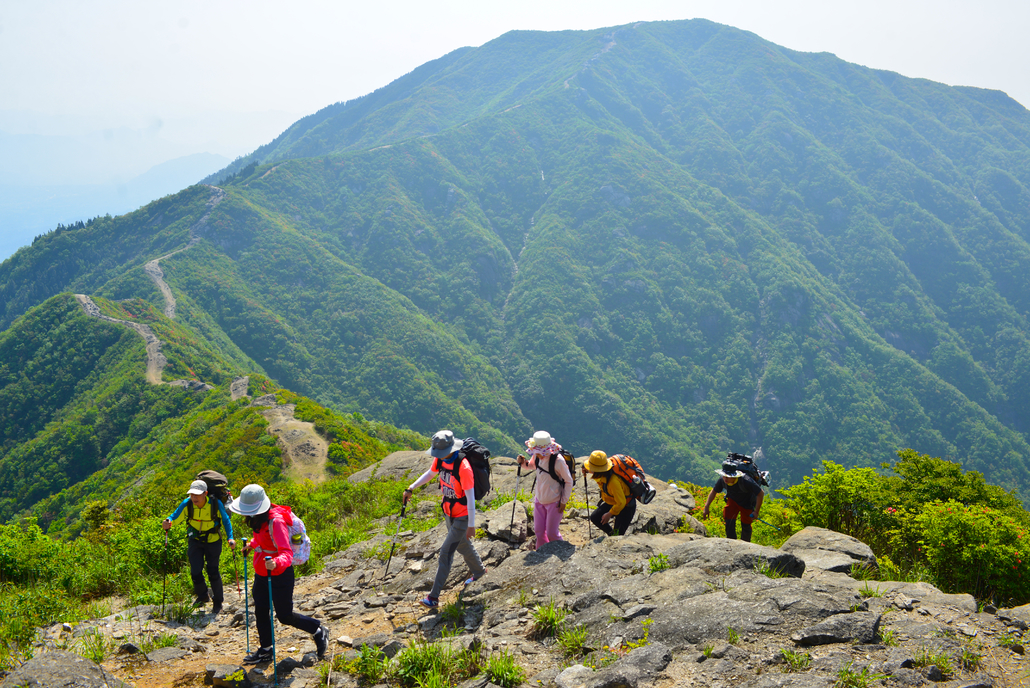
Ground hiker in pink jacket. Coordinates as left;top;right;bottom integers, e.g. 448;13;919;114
517;431;574;549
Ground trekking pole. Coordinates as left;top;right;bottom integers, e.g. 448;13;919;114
584;470;592;540
242;539;250;654
161;529;169;618
265;556;277;687
232;546;241;597
383;501;407;580
509;463;522;544
751;514;781;531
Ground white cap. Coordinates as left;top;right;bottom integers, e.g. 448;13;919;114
187;480;208;495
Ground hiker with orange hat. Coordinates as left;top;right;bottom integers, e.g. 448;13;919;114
701;461;764;542
517;430;573;549
582;451;636;536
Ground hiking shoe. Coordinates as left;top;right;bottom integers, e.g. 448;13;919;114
463;569;487;587
313;625;328;660
418;596;439;609
243;646;273;664
211;603;222;615
193;597;209;608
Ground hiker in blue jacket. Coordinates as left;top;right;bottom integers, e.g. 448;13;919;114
164;479;235;613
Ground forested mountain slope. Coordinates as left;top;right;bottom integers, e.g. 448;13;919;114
3;19;1030;510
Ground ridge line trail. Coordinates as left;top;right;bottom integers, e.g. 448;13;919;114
73;186;225;386
144;185;226;319
76;184;328;482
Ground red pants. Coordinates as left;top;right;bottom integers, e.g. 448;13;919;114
723;497;755;524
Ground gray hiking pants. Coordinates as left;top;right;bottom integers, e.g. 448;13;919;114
430;514;485;599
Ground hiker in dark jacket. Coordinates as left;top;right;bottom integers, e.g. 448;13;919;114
163;479;235;613
403;429;487;609
582;451;635;536
701;463;765;542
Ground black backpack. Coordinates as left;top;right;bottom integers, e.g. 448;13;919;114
724;453;770;487
537;450;576;490
452;437;491;498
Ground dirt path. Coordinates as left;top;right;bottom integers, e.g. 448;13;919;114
76;294;167;384
144;185;225;320
252;395;328;484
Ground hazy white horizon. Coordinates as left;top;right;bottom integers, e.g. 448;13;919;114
2;0;1028;258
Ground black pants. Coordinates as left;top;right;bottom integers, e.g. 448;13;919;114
590;498;636;536
188;537;223;605
253;566;319;649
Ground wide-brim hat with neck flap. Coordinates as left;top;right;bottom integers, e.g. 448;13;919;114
583;450;613;473
428;429;463;459
227;484;271;516
715;461;742;479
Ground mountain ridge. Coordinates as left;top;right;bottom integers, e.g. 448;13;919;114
3;18;1030;519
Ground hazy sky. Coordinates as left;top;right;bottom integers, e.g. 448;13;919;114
2;0;1029;176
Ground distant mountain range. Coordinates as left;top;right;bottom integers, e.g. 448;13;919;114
0;152;230;260
3;18;1030;525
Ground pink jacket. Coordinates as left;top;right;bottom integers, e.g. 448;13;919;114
525;447;574;506
246;505;294;575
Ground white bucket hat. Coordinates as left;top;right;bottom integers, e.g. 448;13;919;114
528;431;554;448
227;484;271;516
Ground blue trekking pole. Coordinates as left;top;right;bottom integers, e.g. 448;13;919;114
751;513;781;531
242;539;250;653
265;556;277;686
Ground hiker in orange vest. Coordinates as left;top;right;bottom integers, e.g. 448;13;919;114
403;430;487;609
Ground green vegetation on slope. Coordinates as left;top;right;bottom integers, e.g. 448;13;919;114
1;19;1030;501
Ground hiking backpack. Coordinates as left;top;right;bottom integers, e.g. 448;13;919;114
195;470;233;506
724;452;770;487
451;437;492;498
537;450;576;490
608;454;657;504
281;510;312;566
186;470;233;529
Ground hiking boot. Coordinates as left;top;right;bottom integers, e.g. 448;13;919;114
211;603;222;615
418;596;439;609
243;646;273;664
313;625;328;660
193;597;209;608
463;569;487;587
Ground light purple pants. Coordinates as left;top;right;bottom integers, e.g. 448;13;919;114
533;499;564;548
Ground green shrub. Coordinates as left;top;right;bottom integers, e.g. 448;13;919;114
648;553;670;573
834;661;885;688
780;647;811;672
351;643;390;684
482;649;525;688
531;598;566;638
557;624;589;657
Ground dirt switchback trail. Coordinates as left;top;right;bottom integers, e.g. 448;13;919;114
144;185;225;320
252;394;328;484
75;295;167;385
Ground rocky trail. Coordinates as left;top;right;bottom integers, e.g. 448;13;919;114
9;455;1027;688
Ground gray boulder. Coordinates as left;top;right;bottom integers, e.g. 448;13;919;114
635;484;700;535
665;538;806;577
0;649;133;688
779;527;876;571
482;498;529;543
792;611;882;645
205;664;249;687
583;642;673;688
